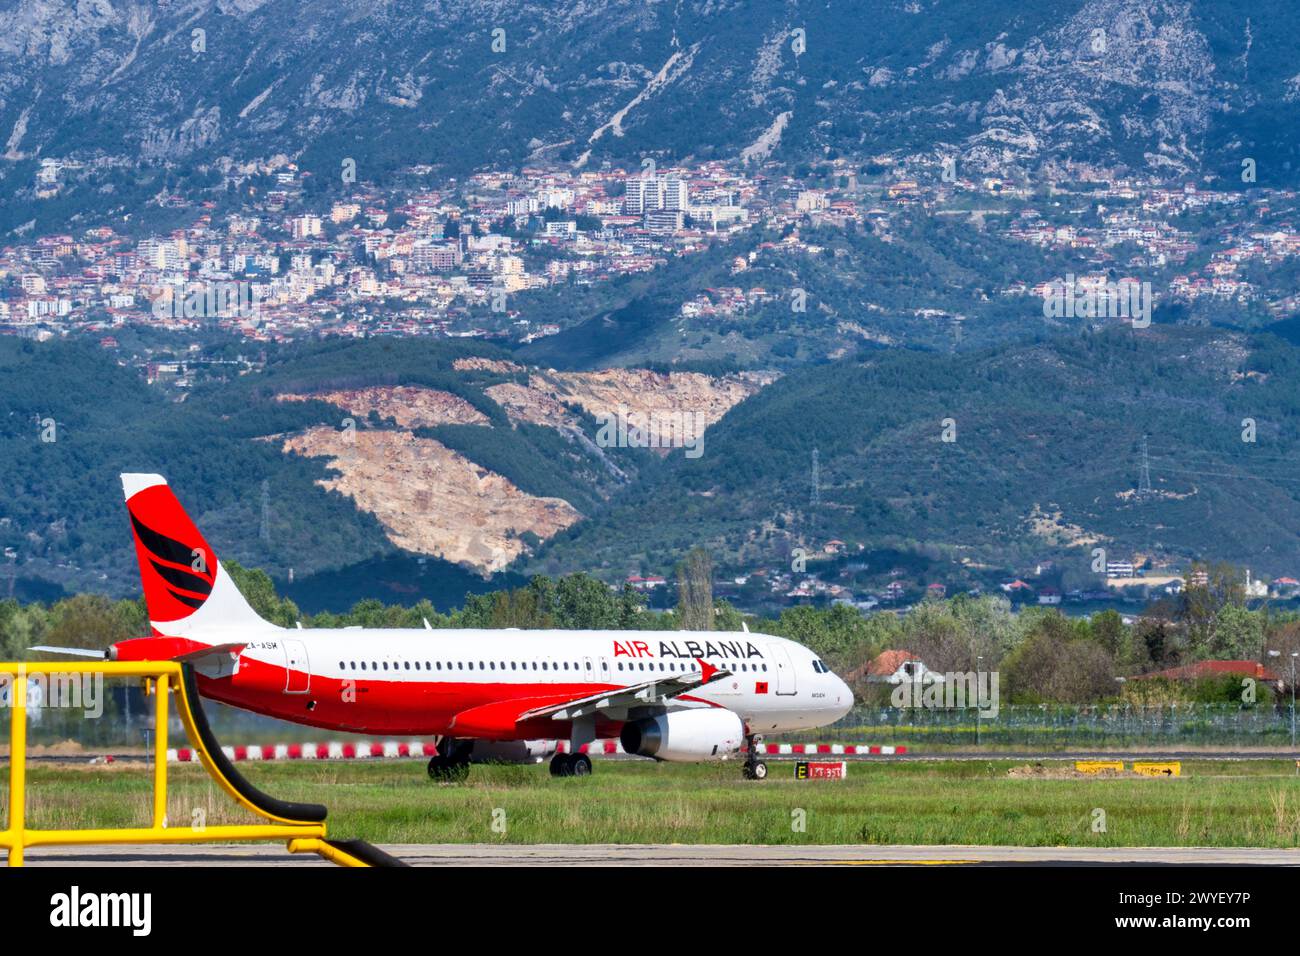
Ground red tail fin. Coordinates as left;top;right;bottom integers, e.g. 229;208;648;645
121;474;270;637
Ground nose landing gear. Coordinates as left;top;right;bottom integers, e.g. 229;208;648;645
742;734;768;780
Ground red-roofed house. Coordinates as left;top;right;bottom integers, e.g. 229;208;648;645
1272;576;1300;598
626;575;666;591
845;649;939;686
1135;661;1280;685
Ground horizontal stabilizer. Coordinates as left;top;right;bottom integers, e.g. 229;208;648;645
172;642;246;679
27;646;107;659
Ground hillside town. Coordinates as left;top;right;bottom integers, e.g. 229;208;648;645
628;539;1300;621
7;156;1300;363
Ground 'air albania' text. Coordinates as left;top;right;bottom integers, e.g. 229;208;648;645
613;639;765;659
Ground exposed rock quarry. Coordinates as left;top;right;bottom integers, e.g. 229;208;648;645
484;381;582;429
268;368;772;569
498;368;777;430
452;357;525;375
280;427;580;574
278;386;489;428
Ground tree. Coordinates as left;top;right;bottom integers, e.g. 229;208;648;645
44;594;143;651
618;583;644;629
676;547;713;631
770;604;877;662
713;600;745;632
1003;612;1118;704
555;574;620;629
459;573;627;629
1089;609;1126;659
0;599;47;658
1179;562;1247;657
1208;604;1266;661
1134;615;1176;670
224;560;300;627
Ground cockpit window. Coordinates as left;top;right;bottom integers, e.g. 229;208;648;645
812;659;828;673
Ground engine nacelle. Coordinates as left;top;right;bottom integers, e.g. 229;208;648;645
619;710;744;762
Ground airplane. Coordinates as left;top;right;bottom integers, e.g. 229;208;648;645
39;474;855;781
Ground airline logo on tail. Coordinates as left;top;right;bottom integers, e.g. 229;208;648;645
124;475;218;623
121;473;272;643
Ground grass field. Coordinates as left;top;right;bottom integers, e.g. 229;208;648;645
4;759;1300;848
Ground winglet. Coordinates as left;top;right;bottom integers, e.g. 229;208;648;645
696;657;718;683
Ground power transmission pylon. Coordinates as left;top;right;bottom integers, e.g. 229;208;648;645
1137;435;1152;499
260;479;272;545
806;448;821;546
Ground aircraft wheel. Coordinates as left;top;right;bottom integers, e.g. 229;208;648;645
550;753;572;777
571;753;592;777
429;755;470;783
750;760;768;780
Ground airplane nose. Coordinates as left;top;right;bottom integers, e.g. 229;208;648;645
831;675;854;721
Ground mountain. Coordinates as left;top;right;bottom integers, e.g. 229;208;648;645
6;0;1300;233
0;334;766;602
532;325;1300;583
8;326;1300;607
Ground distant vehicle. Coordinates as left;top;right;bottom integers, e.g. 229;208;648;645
41;474;853;782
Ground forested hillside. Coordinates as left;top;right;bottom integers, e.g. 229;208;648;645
0;336;663;599
534;326;1300;580
7;326;1300;605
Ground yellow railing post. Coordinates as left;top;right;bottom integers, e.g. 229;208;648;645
152;674;168;829
0;661;358;866
9;665;26;867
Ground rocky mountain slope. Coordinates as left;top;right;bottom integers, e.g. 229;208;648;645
5;1;1299;232
0;335;773;597
269;368;771;572
532;325;1300;582
7;327;1300;603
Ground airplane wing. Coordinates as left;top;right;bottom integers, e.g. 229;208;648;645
518;658;731;722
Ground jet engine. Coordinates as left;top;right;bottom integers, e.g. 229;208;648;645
619;710;744;761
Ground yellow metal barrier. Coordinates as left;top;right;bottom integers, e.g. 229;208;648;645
1132;761;1181;778
1075;760;1124;774
0;660;366;867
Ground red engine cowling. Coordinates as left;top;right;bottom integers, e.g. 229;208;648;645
619;710;744;762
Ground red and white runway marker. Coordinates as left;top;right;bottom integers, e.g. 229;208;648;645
168;741;907;762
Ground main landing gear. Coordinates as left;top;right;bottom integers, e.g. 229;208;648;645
428;737;473;783
549;752;592;778
742;734;768;781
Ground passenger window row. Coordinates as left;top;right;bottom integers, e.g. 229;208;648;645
333;659;769;674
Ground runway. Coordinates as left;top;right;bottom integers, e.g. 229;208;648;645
19;843;1300;866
